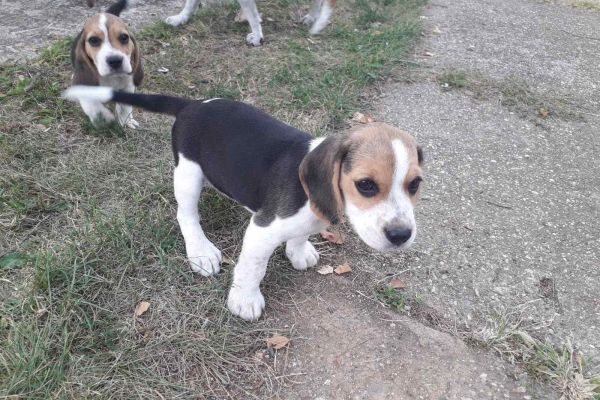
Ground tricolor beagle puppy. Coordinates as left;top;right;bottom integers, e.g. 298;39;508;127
165;0;336;46
71;0;143;128
63;86;424;321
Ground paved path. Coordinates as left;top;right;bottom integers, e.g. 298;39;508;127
379;0;600;362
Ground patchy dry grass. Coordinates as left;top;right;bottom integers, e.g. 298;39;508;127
465;309;600;400
435;69;585;121
0;0;425;397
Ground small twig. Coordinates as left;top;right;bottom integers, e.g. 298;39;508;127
560;28;600;41
485;200;513;210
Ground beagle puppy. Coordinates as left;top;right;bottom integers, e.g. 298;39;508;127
63;86;424;321
165;0;336;46
71;0;143;128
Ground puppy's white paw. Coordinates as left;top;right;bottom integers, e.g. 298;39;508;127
165;14;188;26
227;286;265;321
301;14;315;25
92;110;115;126
286;241;319;271
125;118;139;129
186;239;222;276
246;32;263;47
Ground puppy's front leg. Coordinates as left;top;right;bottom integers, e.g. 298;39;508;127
115;84;139;129
80;100;115;126
285;235;319;271
227;220;282;321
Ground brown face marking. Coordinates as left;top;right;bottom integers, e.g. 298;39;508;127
339;123;423;209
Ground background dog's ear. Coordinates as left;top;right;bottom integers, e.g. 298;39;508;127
70;31;99;86
131;35;144;86
299;136;347;225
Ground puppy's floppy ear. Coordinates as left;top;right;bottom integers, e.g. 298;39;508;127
299;136;347;225
130;35;144;87
417;146;424;165
70;31;99;86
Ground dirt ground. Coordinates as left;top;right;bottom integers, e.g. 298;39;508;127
1;0;598;398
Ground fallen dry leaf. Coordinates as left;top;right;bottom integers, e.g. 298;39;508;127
352;112;375;124
334;263;352;275
135;301;150;317
266;335;290;350
320;230;346;245
318;265;334;275
389;278;406;289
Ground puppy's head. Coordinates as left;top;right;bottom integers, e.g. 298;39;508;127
300;123;424;251
72;13;142;83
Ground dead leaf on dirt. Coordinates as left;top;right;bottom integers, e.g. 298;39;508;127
135;301;150;317
266;335;290;349
372;30;383;36
320;230;345;245
352;112;375;124
334;263;352;275
318;265;334;275
389;278;406;289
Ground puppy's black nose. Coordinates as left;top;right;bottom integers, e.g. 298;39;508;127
385;227;412;245
107;56;123;70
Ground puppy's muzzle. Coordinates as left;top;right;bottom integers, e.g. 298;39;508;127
106;55;124;71
384;227;412;246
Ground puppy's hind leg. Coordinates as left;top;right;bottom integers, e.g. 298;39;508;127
306;0;334;35
237;0;263;46
174;155;222;276
165;0;202;26
285;235;319;271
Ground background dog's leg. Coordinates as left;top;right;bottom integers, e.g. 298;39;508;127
305;0;334;35
80;100;115;126
237;0;264;46
285;236;319;271
174;155;222;276
227;220;282;320
115;84;139;129
165;0;202;26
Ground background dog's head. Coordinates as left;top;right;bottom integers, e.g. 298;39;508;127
300;123;424;251
71;13;142;85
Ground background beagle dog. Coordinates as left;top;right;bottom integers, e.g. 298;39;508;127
71;0;143;128
165;0;336;46
63;86;424;321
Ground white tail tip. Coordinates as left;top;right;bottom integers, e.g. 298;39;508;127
62;86;113;103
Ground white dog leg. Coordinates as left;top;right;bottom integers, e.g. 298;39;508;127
237;0;264;46
285;235;319;271
80;99;115;126
227;220;282;320
309;0;333;35
165;0;202;26
115;83;139;129
174;155;222;276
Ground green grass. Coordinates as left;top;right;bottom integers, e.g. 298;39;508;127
0;0;426;397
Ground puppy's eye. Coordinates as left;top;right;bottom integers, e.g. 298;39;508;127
88;36;102;46
407;177;422;195
118;33;129;44
355;179;379;197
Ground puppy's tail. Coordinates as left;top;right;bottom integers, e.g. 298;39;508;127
106;0;137;16
63;86;192;116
